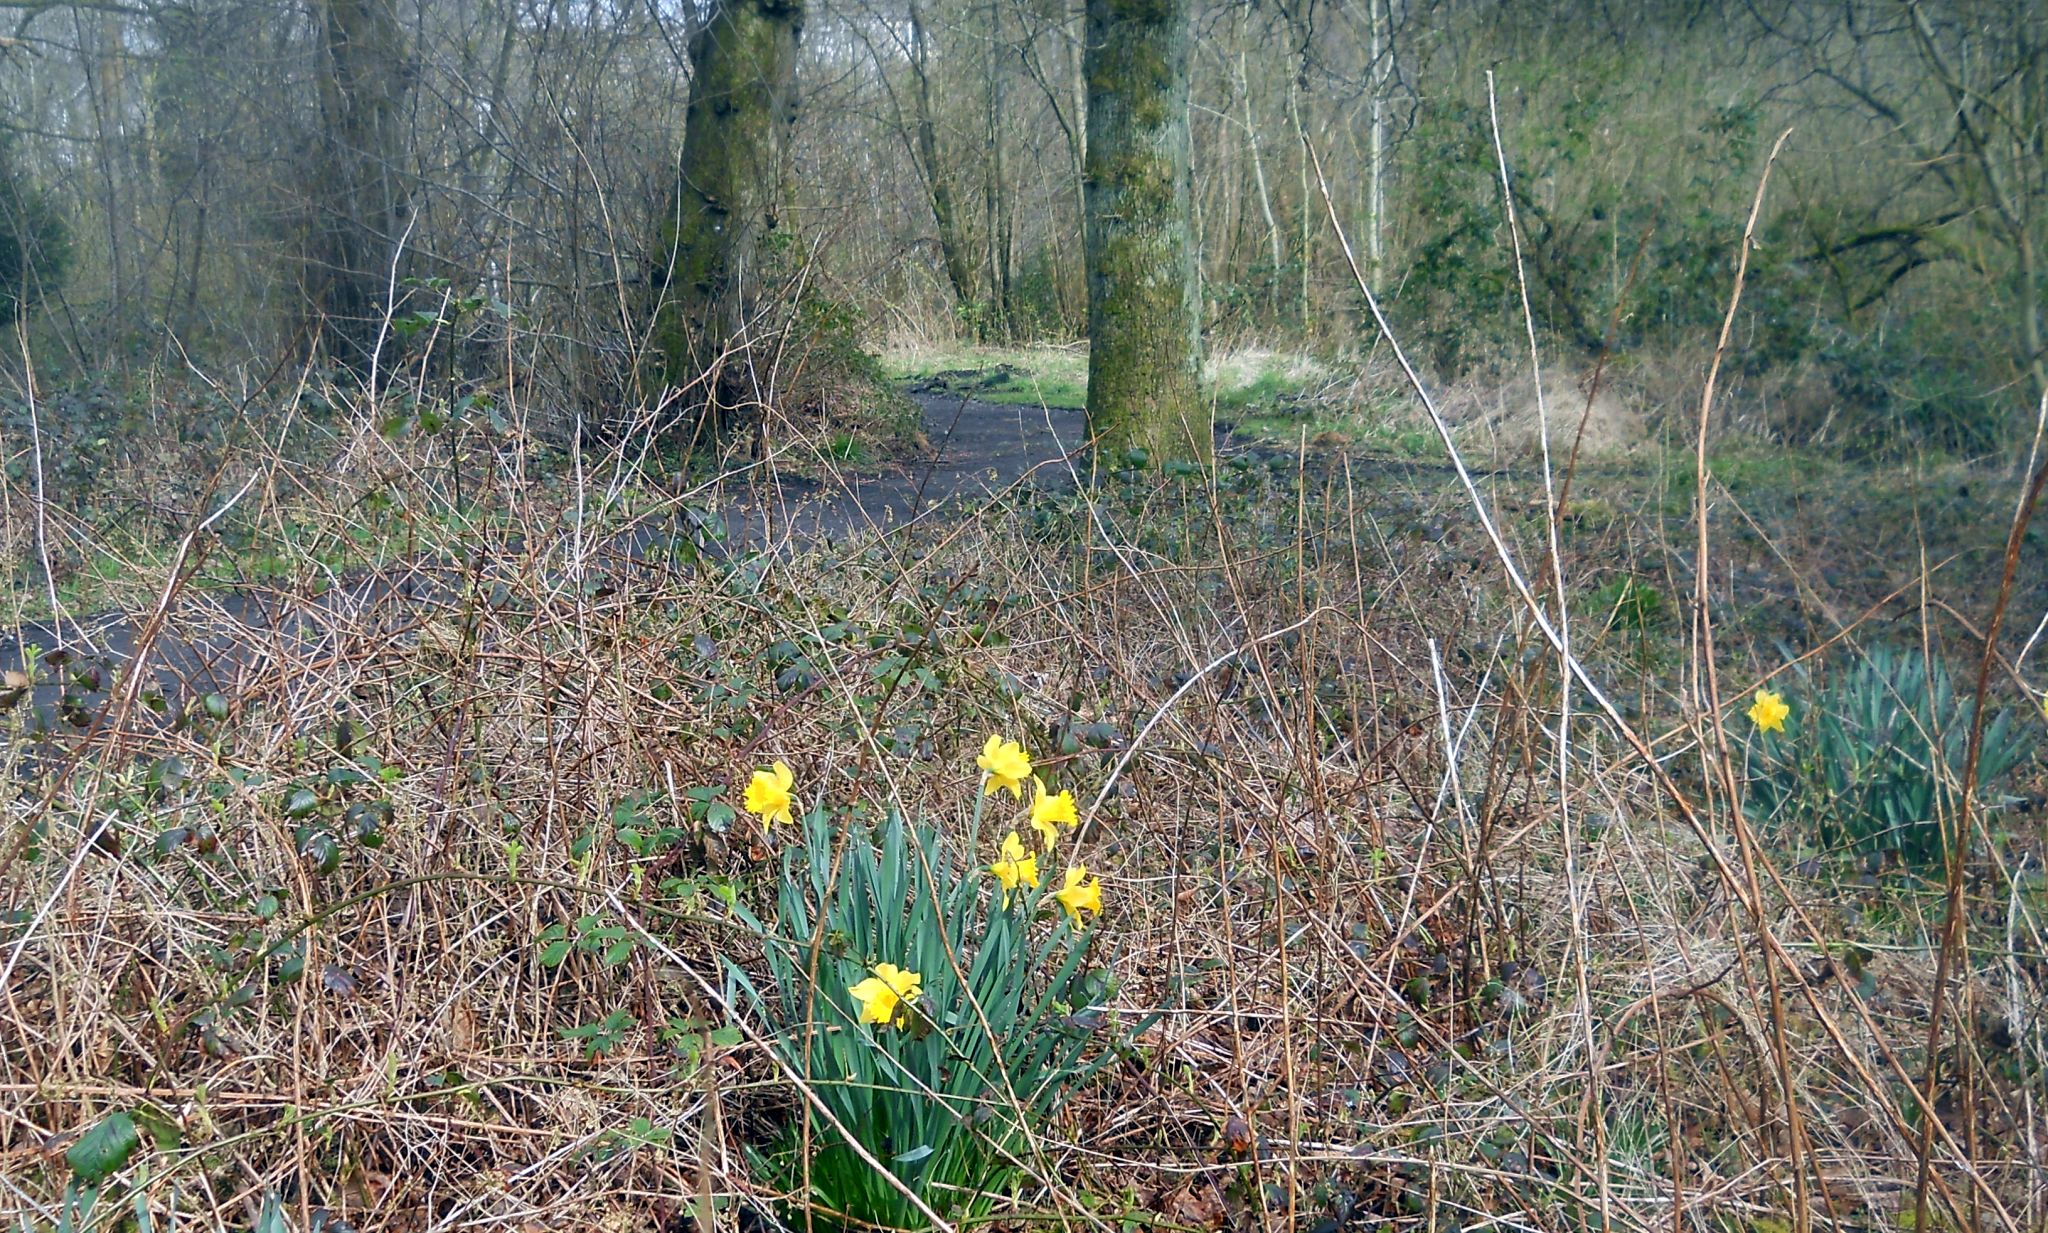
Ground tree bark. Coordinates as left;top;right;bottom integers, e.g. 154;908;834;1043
909;2;980;324
1082;0;1205;462
310;0;412;379
650;0;805;413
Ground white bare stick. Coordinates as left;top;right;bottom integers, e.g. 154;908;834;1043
15;317;79;653
1486;71;1609;1233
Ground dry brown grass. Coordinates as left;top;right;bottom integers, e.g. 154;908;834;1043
0;370;2044;1233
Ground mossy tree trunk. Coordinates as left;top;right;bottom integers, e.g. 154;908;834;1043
310;0;412;379
1082;0;1205;463
650;0;805;417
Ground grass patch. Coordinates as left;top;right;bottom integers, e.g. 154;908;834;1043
885;343;1091;409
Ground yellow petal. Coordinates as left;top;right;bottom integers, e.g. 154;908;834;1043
1055;865;1102;924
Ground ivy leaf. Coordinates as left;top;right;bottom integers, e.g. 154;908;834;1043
67;1111;140;1182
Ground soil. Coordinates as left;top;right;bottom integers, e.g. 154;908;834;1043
719;389;1087;542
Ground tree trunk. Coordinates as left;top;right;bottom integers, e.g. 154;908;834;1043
1082;0;1205;462
650;0;805;415
310;0;412;379
909;2;980;325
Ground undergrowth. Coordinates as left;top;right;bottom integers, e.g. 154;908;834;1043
0;366;2044;1233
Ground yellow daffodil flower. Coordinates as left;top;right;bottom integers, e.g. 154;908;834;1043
1054;865;1103;926
743;761;797;825
988;830;1040;905
1747;688;1789;734
1029;777;1079;851
977;736;1033;798
847;963;923;1029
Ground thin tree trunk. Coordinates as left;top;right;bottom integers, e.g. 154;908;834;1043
1368;0;1386;279
650;0;805;413
1290;79;1311;327
1083;0;1204;462
909;2;980;326
1239;48;1284;326
983;0;1013;339
311;0;413;379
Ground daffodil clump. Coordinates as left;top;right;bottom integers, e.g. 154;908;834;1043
725;737;1131;1233
1741;650;2035;867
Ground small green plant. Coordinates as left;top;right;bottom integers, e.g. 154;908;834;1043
1744;647;2035;867
562;1007;637;1060
726;746;1123;1233
826;431;870;464
1589;575;1666;632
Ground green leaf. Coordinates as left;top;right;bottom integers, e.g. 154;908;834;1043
251;1190;291;1233
299;831;341;875
67;1112;140;1182
131;1104;183;1151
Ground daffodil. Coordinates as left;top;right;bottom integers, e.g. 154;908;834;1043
1028;776;1078;851
847;962;923;1029
1747;688;1789;734
988;830;1040;904
1053;865;1102;926
743;761;797;825
977;736;1033;798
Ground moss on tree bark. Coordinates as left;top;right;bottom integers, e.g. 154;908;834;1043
1082;0;1205;463
650;0;805;415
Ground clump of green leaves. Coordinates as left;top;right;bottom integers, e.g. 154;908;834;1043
1589;575;1666;632
727;809;1124;1233
1745;647;2035;867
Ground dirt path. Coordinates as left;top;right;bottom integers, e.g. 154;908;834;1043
716;390;1087;542
0;391;1089;728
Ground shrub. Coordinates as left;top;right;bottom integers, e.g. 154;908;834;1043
0;139;70;320
725;748;1123;1232
1743;648;2035;867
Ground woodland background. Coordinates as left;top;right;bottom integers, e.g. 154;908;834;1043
1;0;2043;453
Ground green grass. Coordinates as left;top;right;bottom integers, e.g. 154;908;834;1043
884;344;1091;410
883;343;1424;448
826;430;871;465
